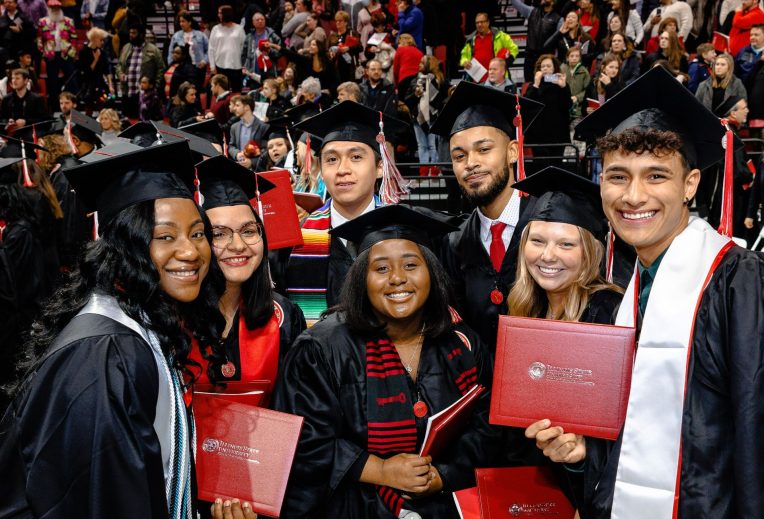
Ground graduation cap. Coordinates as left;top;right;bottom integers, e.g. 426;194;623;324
429;81;544;138
294;101;411;203
13;119;65;142
330;204;458;254
77;140;144;163
119;121;220;158
194;155;275;210
0;157;27;185
68;110;103;144
512;166;606;240
178;118;224;147
713;95;744;118
63;140;196;225
0;134;47;186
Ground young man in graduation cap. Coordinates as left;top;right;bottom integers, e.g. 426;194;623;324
430;81;543;349
531;66;764;518
284;100;409;324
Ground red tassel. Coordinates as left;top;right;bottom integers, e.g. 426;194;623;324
605;223;615;284
32;125;40;164
193;167;203;205
377;111;409;204
253;173;264;216
20;142;34;188
223;133;228;157
716;119;734;237
66;119;78;155
513;93;528;197
304;134;312;183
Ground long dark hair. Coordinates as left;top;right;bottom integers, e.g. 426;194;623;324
336;243;454;339
201;206;274;384
8;199;225;395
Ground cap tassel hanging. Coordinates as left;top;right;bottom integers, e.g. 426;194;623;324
193;167;204;206
20;145;34;188
253;173;264;217
304;134;312;185
513;93;528;197
222;133;229;157
605;223;615;284
32;125;40;164
66;119;78;155
377;111;409;204
717;119;734;238
92;211;99;240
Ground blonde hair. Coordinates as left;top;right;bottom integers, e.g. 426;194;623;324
508;224;622;321
712;53;735;89
97;108;122;132
87;27;109;43
398;33;415;47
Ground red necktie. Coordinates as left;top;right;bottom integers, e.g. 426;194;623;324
489;222;507;272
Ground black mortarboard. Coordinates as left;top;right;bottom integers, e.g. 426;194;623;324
195;155;275;210
179;118;224;146
0;133;47;158
270;103;324;148
0;157;26;184
77;140;144;162
13;119;65;141
713;95;744;118
63;140;196;224
330;204;458;253
119;121;220;158
69;110;103;143
429;81;544;137
294;101;408;151
512;166;607;240
574;67;740;170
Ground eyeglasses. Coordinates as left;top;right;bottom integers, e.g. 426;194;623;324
211;223;263;248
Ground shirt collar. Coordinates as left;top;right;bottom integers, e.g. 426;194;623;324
477;189;521;241
638;248;668;280
330;197;376;229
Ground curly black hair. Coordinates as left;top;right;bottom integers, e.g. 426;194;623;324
597;127;691;172
8;199;226;396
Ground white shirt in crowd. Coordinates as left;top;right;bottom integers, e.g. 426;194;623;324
208;23;245;70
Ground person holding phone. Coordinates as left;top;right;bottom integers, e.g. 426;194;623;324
525;54;572;165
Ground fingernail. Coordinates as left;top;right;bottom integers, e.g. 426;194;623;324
215;498;222;505
224;500;231;507
242;502;251;509
543;419;551;427
232;498;240;504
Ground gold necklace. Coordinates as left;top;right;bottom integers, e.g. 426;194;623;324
402;323;426;374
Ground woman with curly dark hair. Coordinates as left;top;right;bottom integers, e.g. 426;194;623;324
169;80;202;128
188;156;305;402
0;141;229;519
274;205;502;518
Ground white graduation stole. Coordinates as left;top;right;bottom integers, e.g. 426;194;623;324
611;217;732;518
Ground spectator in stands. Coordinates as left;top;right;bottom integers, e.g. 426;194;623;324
138;75;163;121
603;32;640;85
688;42;716;92
283;0;295;27
207;73;232;125
209;5;246;93
17;50;36;92
525;54;572;160
38;0;78;97
695;52;748;111
275;37;339;96
392;32;423;94
357;0;392;47
730;0;764;56
577;0;602;41
461;12;519;83
359;58;397;116
242;11;283;89
736;24;763;81
58;90;75;121
18;0;48;25
607;0;644;45
0;60;19;100
242;0;286;34
395;0;424;49
643;16;684;53
337;80;362;101
282;0;310;46
80;0;108;29
364;11;395;82
282;63;298;98
296;13;328;51
77;27;113;108
298;75;333;109
643;30;689;81
742;29;764;138
586;52;624;107
643;0;693;41
96;108;121;145
562;46;590;120
545;10;596;68
164;44;197;102
484;56;516;93
228;94;270;169
0;0;35;65
406;54;445;167
512;0;563;83
169;81;201;128
167;10;209;82
329;11;363;83
0;68;47;127
258;77;291;119
117;23;164;119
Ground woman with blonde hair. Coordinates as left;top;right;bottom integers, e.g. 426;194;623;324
393;32;424;94
508;166;623;323
97;108;122;145
77;26;114;108
694;53;747;113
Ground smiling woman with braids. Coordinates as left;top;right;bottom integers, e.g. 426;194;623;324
0;141;228;519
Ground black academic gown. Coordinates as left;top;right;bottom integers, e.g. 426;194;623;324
272;313;503;518
326;237;355;308
0;313;170;518
441;196;538;350
582;247;764;518
51;156;91;270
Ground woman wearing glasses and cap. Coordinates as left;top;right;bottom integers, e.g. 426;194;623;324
188;156;305;402
274;205;502;519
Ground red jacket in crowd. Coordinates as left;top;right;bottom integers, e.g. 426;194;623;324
729;5;764;57
393;44;424;87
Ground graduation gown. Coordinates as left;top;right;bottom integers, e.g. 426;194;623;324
582;247;764;518
272;313;503;518
51;156;92;270
441;196;537;349
0;313;170;518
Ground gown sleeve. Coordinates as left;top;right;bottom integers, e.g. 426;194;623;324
272;332;368;518
0;325;169;518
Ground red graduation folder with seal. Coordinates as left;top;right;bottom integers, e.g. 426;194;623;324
194;381;270;407
254;169;303;250
475;467;575;518
490;315;635;439
419;384;485;458
194;392;303;517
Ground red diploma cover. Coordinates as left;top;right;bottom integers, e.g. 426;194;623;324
254;169;303;250
419;384;485;458
476;467;575;518
453;487;480;519
490;316;635;439
293;191;324;213
586;98;601;111
194;392;303;517
194;381;270;407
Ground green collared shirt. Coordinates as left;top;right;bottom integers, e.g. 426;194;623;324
637;250;667;316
